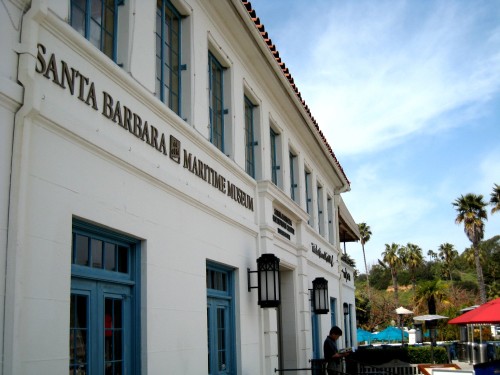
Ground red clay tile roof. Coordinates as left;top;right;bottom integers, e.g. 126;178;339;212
241;1;350;186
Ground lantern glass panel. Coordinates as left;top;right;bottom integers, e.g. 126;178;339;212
256;254;281;307
312;278;329;314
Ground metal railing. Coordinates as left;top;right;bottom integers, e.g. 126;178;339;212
275;358;425;375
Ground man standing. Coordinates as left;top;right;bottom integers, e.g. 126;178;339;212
323;326;349;375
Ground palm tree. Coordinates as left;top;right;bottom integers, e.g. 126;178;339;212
463;245;486;267
438;243;458;282
427;249;438;262
405;243;424;296
415;280;448;315
453;193;488;303
490;183;500;214
358;223;372;295
381;243;403;306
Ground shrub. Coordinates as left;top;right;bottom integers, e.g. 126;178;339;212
407;345;448;364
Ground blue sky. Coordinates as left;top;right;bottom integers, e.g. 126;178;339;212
249;0;500;270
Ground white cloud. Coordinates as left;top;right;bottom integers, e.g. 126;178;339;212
295;1;500;156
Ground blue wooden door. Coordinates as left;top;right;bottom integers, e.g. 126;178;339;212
70;278;131;374
207;297;233;374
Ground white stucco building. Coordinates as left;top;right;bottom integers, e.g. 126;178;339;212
0;0;360;374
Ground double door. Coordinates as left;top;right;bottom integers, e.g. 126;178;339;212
70;278;132;374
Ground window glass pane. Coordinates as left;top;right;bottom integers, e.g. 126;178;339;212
75;234;89;266
90;19;102;50
104;242;116;271
71;3;86;36
91;0;103;24
104;3;115;34
103;31;114;59
117;245;128;273
91;238;103;268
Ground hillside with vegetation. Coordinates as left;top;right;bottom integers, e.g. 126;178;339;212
351;234;499;341
351;184;500;341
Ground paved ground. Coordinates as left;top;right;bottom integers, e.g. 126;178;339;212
452;359;475;372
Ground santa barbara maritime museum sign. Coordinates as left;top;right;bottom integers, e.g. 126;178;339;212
35;43;253;211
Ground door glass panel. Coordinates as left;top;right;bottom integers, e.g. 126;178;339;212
217;306;227;372
104;297;123;374
70;294;88;374
207;306;211;373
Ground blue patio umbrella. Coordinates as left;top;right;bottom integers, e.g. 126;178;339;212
373;326;408;342
356;328;374;343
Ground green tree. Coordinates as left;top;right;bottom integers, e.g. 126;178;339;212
427;249;438;262
453;193;488;303
381;243;403;306
404;243;424;298
438;243;458;282
415;280;448;315
358;223;372;296
369;264;391;290
490;183;500;214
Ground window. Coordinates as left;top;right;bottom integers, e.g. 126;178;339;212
305;171;312;225
208;52;225;152
270;128;281;186
343;303;352;348
156;0;182;115
289;151;298;203
207;263;235;374
317;184;324;235
327;196;335;244
245;96;257;178
70;220;140;374
330;297;337;327
70;0;119;61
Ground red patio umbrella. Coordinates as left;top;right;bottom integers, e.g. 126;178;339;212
448;297;500;324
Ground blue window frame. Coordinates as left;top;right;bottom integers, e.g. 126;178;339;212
156;0;182;115
70;220;140;374
70;0;119;61
208;52;225;152
270;128;280;185
305;171;312;224
289;152;298;202
206;263;235;374
244;96;256;178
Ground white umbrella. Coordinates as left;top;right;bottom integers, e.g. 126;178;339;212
395;306;414;315
395;307;414;345
413;314;448;321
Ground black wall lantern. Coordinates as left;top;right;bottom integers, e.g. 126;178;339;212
343;303;349;316
248;254;281;308
310;277;329;314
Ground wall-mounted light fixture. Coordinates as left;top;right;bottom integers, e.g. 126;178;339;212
343;302;349;316
310;277;329;314
248;254;281;308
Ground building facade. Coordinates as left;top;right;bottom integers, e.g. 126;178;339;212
0;0;359;374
